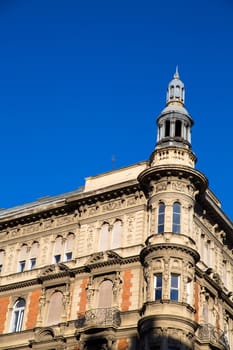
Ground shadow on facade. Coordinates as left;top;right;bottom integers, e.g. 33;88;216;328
75;316;195;350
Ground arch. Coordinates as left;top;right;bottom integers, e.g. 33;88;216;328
64;233;75;261
18;244;28;272
29;241;39;269
53;236;63;264
111;220;122;249
38;329;54;341
98;280;113;308
157;202;165;234
99;223;110;251
170;85;174;98
47;291;63;326
175;85;180;98
172;202;181;233
10;298;26;332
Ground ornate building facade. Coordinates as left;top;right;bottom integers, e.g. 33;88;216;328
0;70;232;350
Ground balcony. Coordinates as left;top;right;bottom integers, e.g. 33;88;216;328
76;308;121;330
197;324;230;350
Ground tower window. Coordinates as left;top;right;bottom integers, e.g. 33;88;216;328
157;202;165;234
154;273;162;300
165;120;170;137
175;120;182;137
170;274;180;301
172;202;181;233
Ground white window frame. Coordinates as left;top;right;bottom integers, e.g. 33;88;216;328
10;299;25;332
29;257;36;270
18;260;26;273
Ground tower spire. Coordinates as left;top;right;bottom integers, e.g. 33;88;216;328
174;65;179;79
166;66;185;106
149;69;196;168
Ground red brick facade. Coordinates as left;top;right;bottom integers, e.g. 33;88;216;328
0;296;10;334
26;289;42;329
121;270;133;311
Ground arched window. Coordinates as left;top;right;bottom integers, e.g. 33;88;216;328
175;85;180;98
157;203;165;234
99;223;110;251
98;280;113;308
175;120;182;137
111;220;122;249
170;85;174;98
64;233;75;261
53;236;63;264
172;202;181;233
29;242;39;269
0;249;5;273
47;291;63;326
18;245;28;272
10;299;25;332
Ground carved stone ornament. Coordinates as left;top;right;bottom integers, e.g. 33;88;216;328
85;250;122;266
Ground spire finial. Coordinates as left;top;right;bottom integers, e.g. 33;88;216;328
174;65;179;79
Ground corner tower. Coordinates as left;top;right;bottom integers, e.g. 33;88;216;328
138;70;208;350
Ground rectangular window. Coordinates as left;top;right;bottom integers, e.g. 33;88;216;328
12;309;24;332
158;203;165;234
29;258;36;270
65;252;72;261
170;274;180;301
154;273;162;300
53;254;61;264
18;260;26;273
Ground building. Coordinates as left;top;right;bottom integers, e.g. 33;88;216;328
0;70;232;350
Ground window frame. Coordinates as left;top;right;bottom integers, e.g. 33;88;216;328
18;260;26;273
53;254;61;264
170;273;180;301
10;299;26;332
29;257;36;270
172;202;181;233
157;202;165;234
154;273;163;300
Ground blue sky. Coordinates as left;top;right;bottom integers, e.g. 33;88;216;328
0;0;232;219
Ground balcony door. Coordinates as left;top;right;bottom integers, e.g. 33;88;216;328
97;280;113;326
98;280;113;308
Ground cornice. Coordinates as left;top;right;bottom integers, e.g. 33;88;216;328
140;242;200;263
0;255;140;292
138;165;208;194
0;181;141;230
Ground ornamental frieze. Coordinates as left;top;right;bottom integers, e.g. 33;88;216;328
1;215;77;241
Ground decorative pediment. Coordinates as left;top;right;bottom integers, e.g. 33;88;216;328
38;263;73;282
85;250;122;267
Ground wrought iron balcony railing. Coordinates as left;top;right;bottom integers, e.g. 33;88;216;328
198;323;230;350
76;307;121;329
